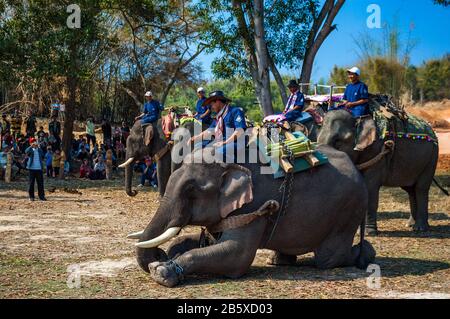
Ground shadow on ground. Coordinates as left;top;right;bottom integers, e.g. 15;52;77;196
178;256;450;287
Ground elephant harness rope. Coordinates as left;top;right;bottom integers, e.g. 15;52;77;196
356;140;395;171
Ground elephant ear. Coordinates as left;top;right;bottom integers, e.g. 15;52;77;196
144;125;154;146
218;164;254;218
355;118;377;151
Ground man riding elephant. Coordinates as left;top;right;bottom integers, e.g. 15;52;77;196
135;91;164;142
283;80;306;122
193;87;212;126
190;90;247;163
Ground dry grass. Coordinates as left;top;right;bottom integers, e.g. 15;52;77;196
0;170;449;299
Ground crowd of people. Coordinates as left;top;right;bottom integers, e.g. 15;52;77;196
0;109;159;200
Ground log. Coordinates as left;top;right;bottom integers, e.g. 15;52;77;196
106;149;113;180
5;151;12;183
59;151;66;179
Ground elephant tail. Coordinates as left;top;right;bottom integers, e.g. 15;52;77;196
353;218;376;270
433;178;449;196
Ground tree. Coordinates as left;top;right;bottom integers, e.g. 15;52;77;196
0;0;115;156
418;55;450;101
299;0;345;86
197;0;316;116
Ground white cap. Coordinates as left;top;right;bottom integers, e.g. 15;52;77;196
144;91;153;97
197;87;205;93
347;67;361;76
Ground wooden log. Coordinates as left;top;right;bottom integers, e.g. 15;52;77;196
59;151;66;180
5;151;12;183
304;153;320;167
280;158;294;173
105;149;113;180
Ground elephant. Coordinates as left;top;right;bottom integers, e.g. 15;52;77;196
128;145;376;287
120;120;172;197
317;109;439;234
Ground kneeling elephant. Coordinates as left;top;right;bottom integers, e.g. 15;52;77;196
129;145;376;287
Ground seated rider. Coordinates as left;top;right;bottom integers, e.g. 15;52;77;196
193;87;212;126
190;91;247;162
135;91;164;127
340;67;369;118
283;80;305;122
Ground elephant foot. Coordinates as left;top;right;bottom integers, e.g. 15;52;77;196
413;222;430;233
148;260;183;288
266;251;297;266
365;226;378;236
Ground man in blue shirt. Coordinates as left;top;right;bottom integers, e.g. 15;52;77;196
283;80;305;122
25;138;46;201
342;67;369;118
194;87;212;126
135;91;164;126
191;91;247;162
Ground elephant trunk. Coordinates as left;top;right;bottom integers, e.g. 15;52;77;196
136;195;189;272
125;160;137;197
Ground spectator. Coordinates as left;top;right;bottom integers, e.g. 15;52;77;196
10;111;22;139
48;115;61;142
25;138;46;201
76;146;90;162
138;158;157;188
79;159;93;178
120;121;130;145
86;117;96;150
37;126;46;139
48;132;58;151
2;131;13;150
45;146;53;178
52;149;62;177
38;136;48;155
90;156;106;180
25;110;37;138
101;118;112;147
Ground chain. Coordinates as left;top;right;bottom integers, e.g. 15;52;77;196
266;130;295;245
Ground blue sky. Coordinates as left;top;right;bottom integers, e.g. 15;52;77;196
198;0;450;83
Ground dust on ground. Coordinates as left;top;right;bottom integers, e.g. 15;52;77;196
0;172;449;299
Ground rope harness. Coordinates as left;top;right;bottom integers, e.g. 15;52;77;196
356;140;395;171
207;200;280;234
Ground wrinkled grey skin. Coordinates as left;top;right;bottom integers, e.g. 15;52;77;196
135;145;376;287
318;110;439;233
170;120;207;173
125;120;172;197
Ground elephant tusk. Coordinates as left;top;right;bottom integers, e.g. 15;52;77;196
135;227;182;248
127;230;144;240
119;157;135;168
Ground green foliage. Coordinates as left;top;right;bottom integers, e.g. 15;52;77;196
195;0;317;79
417;55;450;100
165;76;288;122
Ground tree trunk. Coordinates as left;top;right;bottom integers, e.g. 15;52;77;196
299;0;345;85
253;0;273;116
269;53;288;105
62;75;77;158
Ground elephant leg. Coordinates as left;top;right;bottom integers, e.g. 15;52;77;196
402;186;417;227
413;185;431;232
366;185;380;236
148;219;266;287
266;251;297;266
314;232;355;269
166;232;216;259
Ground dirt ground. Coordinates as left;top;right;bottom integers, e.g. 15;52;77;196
0;169;449;299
